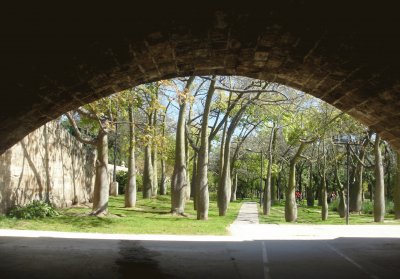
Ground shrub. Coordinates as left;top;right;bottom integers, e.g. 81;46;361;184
329;199;339;212
361;200;395;215
361;200;373;214
116;171;143;194
116;171;128;194
8;200;59;219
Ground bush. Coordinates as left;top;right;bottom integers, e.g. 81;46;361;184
116;171;128;194
361;200;373;214
329;199;339;212
361;200;394;215
116;171;143;194
8;200;59;219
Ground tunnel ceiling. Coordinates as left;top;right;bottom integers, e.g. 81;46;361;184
1;2;400;153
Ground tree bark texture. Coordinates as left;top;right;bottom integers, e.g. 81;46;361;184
263;125;275;215
92;132;109;215
285;142;308;222
231;171;238;202
321;139;328;221
125;106;137;208
374;134;385;222
349;138;368;212
394;152;400;219
143;144;154;199
195;78;215;219
171;76;194;214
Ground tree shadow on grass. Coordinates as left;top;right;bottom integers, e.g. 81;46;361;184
54;215;114;228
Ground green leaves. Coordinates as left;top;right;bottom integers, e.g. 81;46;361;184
8;200;59;219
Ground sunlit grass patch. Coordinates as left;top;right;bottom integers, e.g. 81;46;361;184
259;201;400;225
0;195;242;235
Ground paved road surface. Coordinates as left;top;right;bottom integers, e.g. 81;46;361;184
1;202;400;278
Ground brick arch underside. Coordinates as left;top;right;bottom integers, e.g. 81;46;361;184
2;4;400;153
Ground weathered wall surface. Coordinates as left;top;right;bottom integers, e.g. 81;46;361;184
0;121;95;214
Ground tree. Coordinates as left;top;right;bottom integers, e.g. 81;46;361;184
125;104;137;207
374;133;385;222
194;77;216;220
395;151;400;219
171;76;195;215
65;99;118;216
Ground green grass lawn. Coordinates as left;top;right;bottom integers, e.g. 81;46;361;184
259;201;400;225
0;195;242;235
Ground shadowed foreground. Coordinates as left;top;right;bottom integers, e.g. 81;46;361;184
0;234;399;279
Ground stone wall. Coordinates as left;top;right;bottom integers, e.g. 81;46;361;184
0;121;95;214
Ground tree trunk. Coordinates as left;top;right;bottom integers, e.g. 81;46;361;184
231;171;238;202
195;77;215;219
143;143;154;199
191;153;197;210
321;139;328;221
125;106;137;207
263;125;275;215
349;139;368;212
285;142;308;222
171;76;194;214
160;159;167;195
306;163;314;206
160;108;168;196
334;164;346;218
374;134;385;222
394;152;400;219
152;142;158;197
92;132;109;215
151;108;158;197
218;128;233;216
271;176;277;205
185;136;191;201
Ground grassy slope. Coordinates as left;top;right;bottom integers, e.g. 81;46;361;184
259;202;400;225
0;195;242;235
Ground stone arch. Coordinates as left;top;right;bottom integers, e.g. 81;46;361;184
2;3;400;153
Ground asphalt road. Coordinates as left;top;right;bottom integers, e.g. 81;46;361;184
1;234;399;279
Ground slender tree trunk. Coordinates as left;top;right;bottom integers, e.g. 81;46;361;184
125;106;136;207
152;144;158;197
334;165;346;218
263;125;275;215
218;128;233;216
321;139;328;221
160;109;168;196
307;163;315;206
271;176;276;205
143;143;154;198
185;137;191;201
171;76;194;214
92;132;109;215
285;142;308;222
231;171;238;202
349;139;368;212
374;134;385;222
143;111;154;199
160;159;167;195
195;77;215;219
151;108;158;197
394;151;400;219
191;153;198;210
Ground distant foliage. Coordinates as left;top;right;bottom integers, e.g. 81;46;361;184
116;171;143;194
8;200;59;219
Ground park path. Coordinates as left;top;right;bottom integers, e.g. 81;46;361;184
232;202;259;225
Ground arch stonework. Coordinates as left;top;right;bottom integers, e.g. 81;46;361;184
1;3;400;153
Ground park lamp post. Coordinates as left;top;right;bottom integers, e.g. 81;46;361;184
332;135;360;225
246;148;263;207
